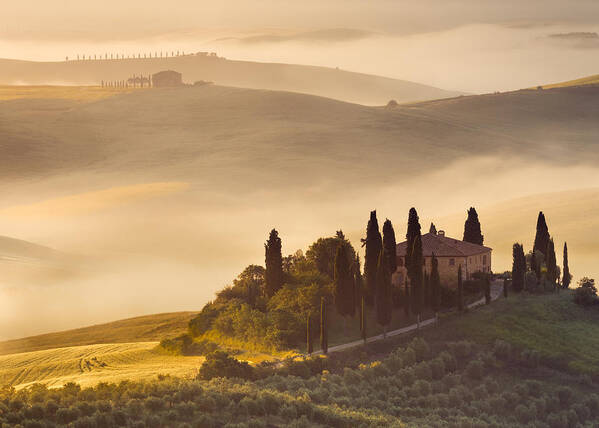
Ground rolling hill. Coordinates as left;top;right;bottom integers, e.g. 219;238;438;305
539;73;599;89
0;311;196;356
0;56;461;105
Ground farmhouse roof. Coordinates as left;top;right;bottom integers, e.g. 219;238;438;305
396;232;492;257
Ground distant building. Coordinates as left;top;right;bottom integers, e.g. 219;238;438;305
152;70;183;87
394;230;492;289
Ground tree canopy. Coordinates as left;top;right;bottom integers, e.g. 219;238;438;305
533;211;550;257
463;207;484;245
265;229;284;298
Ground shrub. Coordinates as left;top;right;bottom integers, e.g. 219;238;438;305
573;277;598;306
465;360;484;380
557;387;574;407
493;340;511;360
198;351;255;381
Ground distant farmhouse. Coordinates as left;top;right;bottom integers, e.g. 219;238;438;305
394;229;492;288
152;70;183;87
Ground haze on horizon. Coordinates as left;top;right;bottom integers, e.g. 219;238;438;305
2;0;599;92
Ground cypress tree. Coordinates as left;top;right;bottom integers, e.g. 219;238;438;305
562;242;571;289
382;219;397;274
463;207;484;245
353;255;363;315
429;222;437;235
411;234;424;327
423;271;430;310
512;243;525;292
376;250;392;338
265;229;284;298
546;238;558;289
533;211;550;257
306;316;313;355
531;251;541;284
360;296;367;344
503;277;508;298
334;244;355;332
406;208;423;320
320;297;328;354
363;211;382;305
457;265;464;312
430;253;441;318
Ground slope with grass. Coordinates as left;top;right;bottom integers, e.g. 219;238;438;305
0;342;201;390
0;56;461;105
539;73;599;89
0;312;197;356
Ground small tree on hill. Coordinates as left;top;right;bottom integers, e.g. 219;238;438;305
265;229;284;298
334;243;355;333
363;211;382;305
376;249;392;338
533;211;550;257
463;207;484;245
457;265;464;312
512;243;526;292
562;242;572;289
430;253;441;319
546;238;558;290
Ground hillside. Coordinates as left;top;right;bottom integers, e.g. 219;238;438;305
0;56;461;105
539;73;599;89
0;312;196;356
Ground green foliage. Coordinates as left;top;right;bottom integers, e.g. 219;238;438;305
463;207;484;245
333;242;355;318
306;231;356;280
198;351;254;381
265;229;284;298
573;277;598;306
159;334;218;356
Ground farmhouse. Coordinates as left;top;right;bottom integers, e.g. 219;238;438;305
152;70;183;87
393;230;492;288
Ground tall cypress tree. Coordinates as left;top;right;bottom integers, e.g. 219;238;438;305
376;250;392;338
320;297;328;354
429;223;437;235
406;208;423;321
562;242;571;289
353;255;363;314
546;238;558;289
457;265;464;312
363;211;382;305
411;234;424;326
463;207;484;245
430;253;441;316
512;243;525;292
264;229;284;298
533;211;550;257
306;316;313;354
334;244;355;330
382;219;397;274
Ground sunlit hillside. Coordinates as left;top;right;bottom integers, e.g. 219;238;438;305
0;85;137;102
539;73;599;89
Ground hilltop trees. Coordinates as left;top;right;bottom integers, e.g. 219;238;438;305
463;207;484;245
563;242;572;289
307;231;355;279
265;229;284;298
363;211;382;304
334;243;355;331
376;250;392;337
533;211;550;257
512;243;526;292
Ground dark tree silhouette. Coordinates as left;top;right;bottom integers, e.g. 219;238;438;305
546;238;558;289
306;316;313;354
320;297;328;354
512;243;526;292
382;219;397;274
430;253;441;317
264;229;284;298
375;250;392;338
406;208;423;320
533;211;550;257
563;242;572;289
334;243;355;331
463;207;484;245
353;254;363;314
429;222;437;235
457;265;464;312
531;251;541;284
363;211;382;305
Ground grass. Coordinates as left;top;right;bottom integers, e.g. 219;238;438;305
539;74;599;89
0;342;202;390
0;85;142;102
424;290;599;376
0;312;197;355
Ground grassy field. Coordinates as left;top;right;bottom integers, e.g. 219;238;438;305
0;85;139;102
423;290;599;376
0;312;197;355
539;73;599;89
0;342;201;390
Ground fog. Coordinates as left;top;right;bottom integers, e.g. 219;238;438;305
2;157;599;340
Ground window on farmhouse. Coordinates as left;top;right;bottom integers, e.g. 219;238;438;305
449;258;455;266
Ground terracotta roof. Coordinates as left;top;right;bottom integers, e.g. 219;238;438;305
396;232;492;257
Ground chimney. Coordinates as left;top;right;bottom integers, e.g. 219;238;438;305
438;230;445;237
